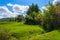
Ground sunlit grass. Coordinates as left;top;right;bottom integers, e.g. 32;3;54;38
0;22;44;40
29;30;60;40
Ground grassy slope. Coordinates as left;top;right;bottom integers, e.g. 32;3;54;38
29;30;60;40
0;22;60;40
0;22;44;40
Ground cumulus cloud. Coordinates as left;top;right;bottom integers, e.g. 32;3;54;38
0;6;13;18
12;4;29;17
53;0;60;5
7;3;29;13
7;3;13;6
41;6;48;10
8;3;29;17
0;3;29;18
12;4;29;15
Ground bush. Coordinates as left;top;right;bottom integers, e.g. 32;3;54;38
25;12;42;25
0;28;18;40
25;4;41;25
16;15;24;22
0;28;11;40
42;3;60;32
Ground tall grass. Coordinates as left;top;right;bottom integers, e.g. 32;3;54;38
0;22;44;40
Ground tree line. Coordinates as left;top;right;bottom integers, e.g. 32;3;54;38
25;3;60;31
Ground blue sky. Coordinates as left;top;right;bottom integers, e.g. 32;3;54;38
0;0;59;18
0;0;52;13
0;0;53;8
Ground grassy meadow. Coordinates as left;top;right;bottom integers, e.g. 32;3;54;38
0;22;45;40
0;22;60;40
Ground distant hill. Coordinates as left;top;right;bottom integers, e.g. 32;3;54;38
0;18;15;22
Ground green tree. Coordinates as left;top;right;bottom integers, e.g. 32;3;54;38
16;15;24;22
42;3;57;31
55;5;60;29
27;4;40;15
25;4;41;25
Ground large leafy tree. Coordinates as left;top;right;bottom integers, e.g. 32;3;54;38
42;2;60;31
55;4;60;29
42;3;57;31
27;4;40;15
25;4;41;25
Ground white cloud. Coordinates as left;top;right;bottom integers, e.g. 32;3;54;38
0;3;29;18
0;6;21;18
0;6;13;18
41;6;48;10
53;0;60;5
12;4;29;14
7;3;29;13
7;3;13;6
9;3;29;17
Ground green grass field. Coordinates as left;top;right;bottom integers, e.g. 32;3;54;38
0;22;44;40
0;22;60;40
30;30;60;40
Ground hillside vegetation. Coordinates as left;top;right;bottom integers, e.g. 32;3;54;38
29;30;60;40
0;2;60;40
0;22;44;40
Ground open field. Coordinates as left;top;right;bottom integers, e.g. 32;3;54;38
0;22;60;40
0;22;44;40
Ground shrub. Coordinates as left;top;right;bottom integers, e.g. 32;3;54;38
16;15;24;22
0;28;11;40
42;3;60;31
25;12;42;25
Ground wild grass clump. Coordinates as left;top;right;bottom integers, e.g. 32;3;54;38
0;28;18;40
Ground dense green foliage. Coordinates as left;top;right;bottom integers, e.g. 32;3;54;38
42;4;57;31
27;4;40;15
25;4;42;25
24;3;60;31
16;15;24;22
42;3;60;31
